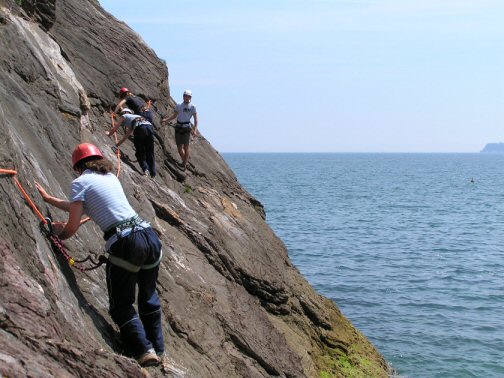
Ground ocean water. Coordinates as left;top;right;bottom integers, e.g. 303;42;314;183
223;153;504;378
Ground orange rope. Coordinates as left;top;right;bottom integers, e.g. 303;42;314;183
13;176;47;224
3;111;123;228
1;167;105;271
0;169;17;175
111;112;121;177
0;112;127;270
2;168;74;225
1;169;49;224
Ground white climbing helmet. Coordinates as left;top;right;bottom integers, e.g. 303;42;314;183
183;90;192;97
120;108;133;115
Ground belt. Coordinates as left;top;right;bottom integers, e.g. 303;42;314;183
176;121;190;125
175;127;191;134
103;215;144;241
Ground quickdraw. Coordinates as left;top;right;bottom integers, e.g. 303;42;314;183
1;168;107;271
41;216;106;271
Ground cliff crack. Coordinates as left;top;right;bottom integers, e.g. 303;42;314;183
228;333;281;376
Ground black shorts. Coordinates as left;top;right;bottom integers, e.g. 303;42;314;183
175;127;191;145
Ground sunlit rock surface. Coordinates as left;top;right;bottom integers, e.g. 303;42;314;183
0;0;389;376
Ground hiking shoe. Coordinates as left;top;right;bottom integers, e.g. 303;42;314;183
136;350;160;367
143;170;150;177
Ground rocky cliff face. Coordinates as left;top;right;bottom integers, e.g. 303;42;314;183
0;1;389;377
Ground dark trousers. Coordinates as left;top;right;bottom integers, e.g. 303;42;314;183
106;227;164;358
140;109;154;124
134;124;156;177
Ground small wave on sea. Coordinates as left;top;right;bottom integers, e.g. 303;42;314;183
225;153;504;377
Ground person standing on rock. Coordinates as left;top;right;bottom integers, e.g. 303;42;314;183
115;87;154;124
107;108;156;178
162;90;198;171
35;143;165;367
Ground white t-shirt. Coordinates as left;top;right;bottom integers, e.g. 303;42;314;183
71;170;136;232
70;170;150;249
175;102;197;124
121;113;151;129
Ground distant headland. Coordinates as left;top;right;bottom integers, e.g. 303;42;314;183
481;143;504;153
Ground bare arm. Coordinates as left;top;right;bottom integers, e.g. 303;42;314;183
114;99;127;114
116;126;134;147
192;112;198;135
35;182;71;212
162;110;178;124
106;117;124;137
58;201;84;240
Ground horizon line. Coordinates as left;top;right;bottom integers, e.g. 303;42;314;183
220;151;488;154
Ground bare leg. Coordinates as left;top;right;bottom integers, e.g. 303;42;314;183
177;144;186;164
182;143;190;170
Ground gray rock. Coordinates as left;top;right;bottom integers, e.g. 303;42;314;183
0;1;389;377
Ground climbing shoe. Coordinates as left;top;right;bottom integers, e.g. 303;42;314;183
136;349;160;367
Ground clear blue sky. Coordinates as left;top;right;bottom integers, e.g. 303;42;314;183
99;0;504;152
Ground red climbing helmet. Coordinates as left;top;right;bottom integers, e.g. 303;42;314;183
72;143;103;169
119;87;129;97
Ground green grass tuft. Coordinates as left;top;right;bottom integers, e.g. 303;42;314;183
317;344;386;378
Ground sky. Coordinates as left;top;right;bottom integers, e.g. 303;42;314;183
99;0;504;153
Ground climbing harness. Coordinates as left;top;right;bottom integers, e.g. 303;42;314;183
175;124;192;135
103;214;144;241
0;168;106;271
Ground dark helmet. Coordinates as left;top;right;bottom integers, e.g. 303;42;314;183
72;143;103;169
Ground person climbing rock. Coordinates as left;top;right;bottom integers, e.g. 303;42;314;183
107;108;156;178
115;87;154;124
162;90;198;171
35;143;165;367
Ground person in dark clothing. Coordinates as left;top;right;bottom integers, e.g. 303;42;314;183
115;87;155;124
107;108;156;177
35;143;165;367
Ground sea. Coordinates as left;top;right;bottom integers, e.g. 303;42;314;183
223;153;504;378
